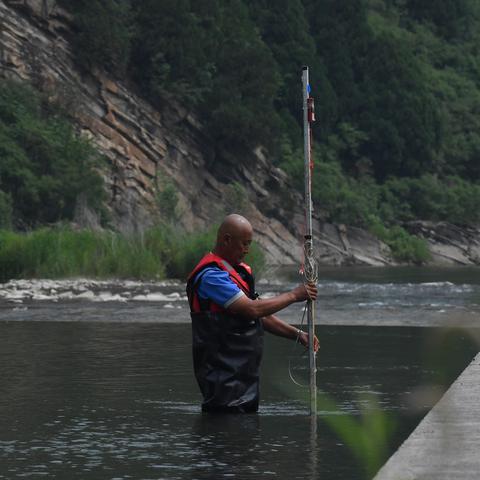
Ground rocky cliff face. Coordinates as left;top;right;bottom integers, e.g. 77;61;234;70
0;0;305;264
1;0;478;267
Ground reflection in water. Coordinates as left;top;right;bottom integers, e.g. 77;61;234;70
190;413;326;480
309;414;318;480
190;414;262;479
0;321;477;479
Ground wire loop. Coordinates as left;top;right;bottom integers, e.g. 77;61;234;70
303;238;318;284
288;302;310;387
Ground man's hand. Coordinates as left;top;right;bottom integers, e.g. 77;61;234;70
228;282;318;320
298;330;320;352
292;282;318;302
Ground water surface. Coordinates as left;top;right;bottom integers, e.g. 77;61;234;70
0;267;479;479
0;321;477;480
1;267;478;326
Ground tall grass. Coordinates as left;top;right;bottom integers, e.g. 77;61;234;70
0;225;265;282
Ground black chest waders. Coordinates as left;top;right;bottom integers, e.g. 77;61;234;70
186;257;263;413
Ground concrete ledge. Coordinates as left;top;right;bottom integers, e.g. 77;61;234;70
374;352;480;480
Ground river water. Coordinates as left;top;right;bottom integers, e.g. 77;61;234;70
0;267;479;479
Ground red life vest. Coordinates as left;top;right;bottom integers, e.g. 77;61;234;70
187;252;254;313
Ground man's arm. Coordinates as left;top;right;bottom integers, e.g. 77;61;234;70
227;283;317;319
263;314;319;352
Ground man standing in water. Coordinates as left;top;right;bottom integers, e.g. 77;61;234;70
186;214;319;413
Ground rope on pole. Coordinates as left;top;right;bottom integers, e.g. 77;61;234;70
302;66;317;417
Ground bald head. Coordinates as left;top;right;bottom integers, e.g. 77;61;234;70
217;214;252;240
214;214;253;265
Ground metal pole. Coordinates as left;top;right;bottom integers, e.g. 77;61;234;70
302;66;317;417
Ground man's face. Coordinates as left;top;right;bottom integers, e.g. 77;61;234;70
225;228;253;265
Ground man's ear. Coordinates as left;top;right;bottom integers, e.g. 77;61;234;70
224;233;232;245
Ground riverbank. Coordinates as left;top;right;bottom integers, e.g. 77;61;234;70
1;221;479;286
374;352;480;480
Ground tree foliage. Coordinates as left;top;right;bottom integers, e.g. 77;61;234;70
405;0;472;39
54;0;480;228
0;80;105;228
58;0;132;76
130;0;280;152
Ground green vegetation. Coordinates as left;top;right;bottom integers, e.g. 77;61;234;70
0;227;160;281
0;226;265;282
0;79;266;279
279;381;396;479
0;79;106;229
56;0;479;237
224;181;249;215
156;178;180;222
57;0;132;76
0;190;12;229
284;149;480;224
3;0;480;270
319;393;396;479
368;217;431;264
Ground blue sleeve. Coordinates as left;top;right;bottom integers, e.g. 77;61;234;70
196;268;244;308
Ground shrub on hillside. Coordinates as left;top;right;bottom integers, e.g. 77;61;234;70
0;80;106;228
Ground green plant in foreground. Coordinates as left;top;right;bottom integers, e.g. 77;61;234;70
277;373;396;480
318;393;397;479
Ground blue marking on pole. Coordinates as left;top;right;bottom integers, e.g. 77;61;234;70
307;84;311;94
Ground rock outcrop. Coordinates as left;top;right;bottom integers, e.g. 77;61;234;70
315;222;395;266
0;0;478;267
405;221;480;266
